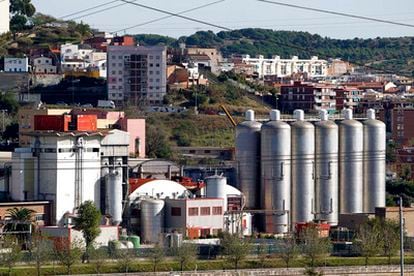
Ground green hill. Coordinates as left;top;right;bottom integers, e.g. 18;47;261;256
134;28;414;77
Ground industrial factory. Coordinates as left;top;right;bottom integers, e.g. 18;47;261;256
236;108;386;234
0;103;388;247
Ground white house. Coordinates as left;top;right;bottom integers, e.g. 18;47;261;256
242;55;328;79
33;56;57;74
4;57;30;72
0;0;9;34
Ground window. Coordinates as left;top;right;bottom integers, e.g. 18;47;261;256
35;214;45;221
171;207;181;216
149;63;153;67
156;55;160;60
212;206;222;215
156;63;160;67
188;207;199;216
200;207;210;215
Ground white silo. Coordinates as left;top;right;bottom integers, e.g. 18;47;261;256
261;109;291;233
235;110;262;209
315;110;339;225
291;110;315;225
141;199;165;244
339;109;363;214
363;109;386;213
106;157;123;225
205;175;227;211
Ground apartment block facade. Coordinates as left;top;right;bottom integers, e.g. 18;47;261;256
107;46;167;106
279;82;336;113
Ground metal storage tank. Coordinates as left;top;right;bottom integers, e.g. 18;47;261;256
315;110;339;225
363;109;386;212
235;110;262;209
205;175;227;211
141;199;165;244
106;157;123;225
291;110;315;225
339;109;363;214
261;109;291;233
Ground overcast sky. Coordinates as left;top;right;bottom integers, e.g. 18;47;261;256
31;0;414;39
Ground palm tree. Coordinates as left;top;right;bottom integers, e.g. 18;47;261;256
5;207;36;245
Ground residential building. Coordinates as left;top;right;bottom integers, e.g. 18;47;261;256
327;59;353;76
242;55;328;79
186;47;223;73
279;82;336;113
4;57;29;72
32;56;57;74
378;106;414;146
107;45;167;106
334;87;363;111
111;35;136;46
0;0;9;34
165;198;224;238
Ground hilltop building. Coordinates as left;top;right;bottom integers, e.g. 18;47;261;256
107;45;167;106
241;55;328;79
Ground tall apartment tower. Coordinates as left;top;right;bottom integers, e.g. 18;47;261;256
0;0;10;34
107;45;167;106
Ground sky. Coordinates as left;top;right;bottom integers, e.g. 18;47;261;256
31;0;414;39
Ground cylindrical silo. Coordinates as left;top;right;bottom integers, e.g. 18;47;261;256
315;110;339;225
261;109;291;233
363;109;386;213
205;175;227;211
235;110;262;209
291;110;315;226
107;158;123;225
339;109;363;214
141;199;165;244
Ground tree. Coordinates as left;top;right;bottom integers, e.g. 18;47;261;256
6;207;35;244
174;243;198;271
220;233;251;270
54;239;83;275
29;233;53;276
146;125;172;158
10;0;36;32
116;249;135;273
72;201;101;263
278;235;299;268
379;219;400;264
256;242;268;268
299;225;331;268
89;246;108;274
149;243;165;272
0;236;22;276
354;219;382;266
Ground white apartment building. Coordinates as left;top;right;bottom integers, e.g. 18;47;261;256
242;55;328;78
4;57;29;72
33;56;57;74
0;0;9;34
107;45;167;106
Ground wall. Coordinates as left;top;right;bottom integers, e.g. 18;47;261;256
376;206;414;237
4;58;29;72
118;118;145;157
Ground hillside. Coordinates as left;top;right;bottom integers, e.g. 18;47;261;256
134;28;414;77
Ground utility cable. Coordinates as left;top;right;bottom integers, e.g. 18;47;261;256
60;0;120;19
111;0;226;34
257;0;414;28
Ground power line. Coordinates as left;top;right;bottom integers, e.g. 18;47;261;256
111;0;226;34
257;0;414;28
60;0;120;19
68;1;140;21
115;0;413;77
118;0;232;31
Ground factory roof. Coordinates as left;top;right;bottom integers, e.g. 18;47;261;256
23;130;110;137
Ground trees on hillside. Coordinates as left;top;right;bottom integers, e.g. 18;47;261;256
10;0;36;32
